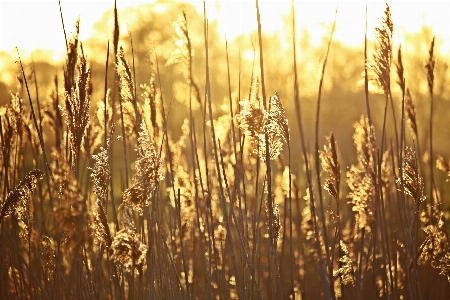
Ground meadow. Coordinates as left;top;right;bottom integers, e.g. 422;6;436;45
1;1;450;299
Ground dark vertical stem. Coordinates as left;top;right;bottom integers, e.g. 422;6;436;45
364;2;372;127
255;1;278;297
291;1;331;299
104;41;110;147
129;31;140;136
16;49;52;180
58;0;68;51
313;10;337;294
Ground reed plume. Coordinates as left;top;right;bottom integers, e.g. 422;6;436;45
167;11;201;108
438;252;450;282
320;133;340;203
40;235;56;280
404;89;418;140
90;124;116;249
369;2;393;95
111;204;147;273
396;45;405;92
61;53;91;162
236;76;265;154
51;150;89;249
122;120;163;215
111;226;147;274
425;37;436;96
333;240;355;286
237;79;289;162
259;92;289;162
0;169;44;225
347;115;376;229
418;216;447;267
63;19;79;96
116;45;139;139
436;156;450;179
0;78;31;187
397;147;425;208
263;187;282;242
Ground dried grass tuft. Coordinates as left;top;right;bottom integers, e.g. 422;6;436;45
369;2;393;95
347;115;376;229
425;37;436;95
61;53;91;161
320;133;340;202
237;79;289;162
0;169;44;225
122;120;164;215
333;240;355;286
111;227;147;274
397;147;425;207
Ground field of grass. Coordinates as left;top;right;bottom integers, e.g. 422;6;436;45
1;1;450;299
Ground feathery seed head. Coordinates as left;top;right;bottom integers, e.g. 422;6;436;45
369;2;393;95
397;147;425;207
320;133;340;202
237;78;289;162
425;36;436;96
111;227;147;274
0;170;44;225
123;120;163;215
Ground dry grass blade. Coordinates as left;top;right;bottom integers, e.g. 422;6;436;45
0;169;44;224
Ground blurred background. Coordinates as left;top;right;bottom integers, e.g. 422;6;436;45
1;0;449;169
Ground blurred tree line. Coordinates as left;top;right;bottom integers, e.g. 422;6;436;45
0;0;449;171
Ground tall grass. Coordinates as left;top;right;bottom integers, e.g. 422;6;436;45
1;1;450;299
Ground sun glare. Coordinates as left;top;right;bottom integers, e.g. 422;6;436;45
0;0;449;59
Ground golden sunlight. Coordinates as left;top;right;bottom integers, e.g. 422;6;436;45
3;1;450;299
2;1;449;58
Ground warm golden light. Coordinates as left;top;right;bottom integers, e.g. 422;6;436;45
2;1;449;58
2;1;450;299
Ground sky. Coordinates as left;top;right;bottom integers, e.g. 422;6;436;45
0;0;450;62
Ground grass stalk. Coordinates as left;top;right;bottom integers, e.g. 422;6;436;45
291;1;332;298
